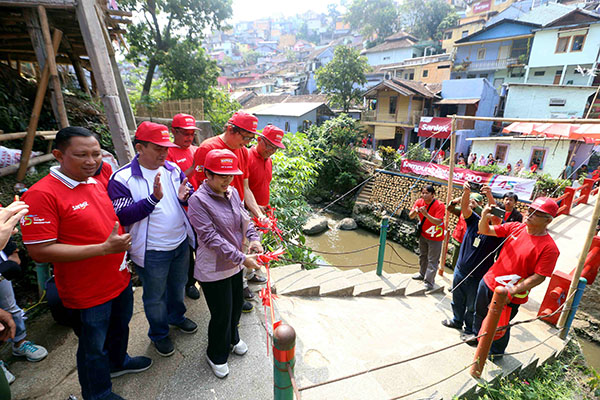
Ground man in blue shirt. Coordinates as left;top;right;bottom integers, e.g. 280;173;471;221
441;182;503;340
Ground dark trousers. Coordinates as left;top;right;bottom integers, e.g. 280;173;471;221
473;279;520;355
200;270;244;365
186;245;196;288
450;268;480;335
72;283;133;400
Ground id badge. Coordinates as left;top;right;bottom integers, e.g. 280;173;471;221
473;237;481;248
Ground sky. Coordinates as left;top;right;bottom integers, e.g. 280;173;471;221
230;0;343;22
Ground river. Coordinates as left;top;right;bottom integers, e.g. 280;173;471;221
304;212;600;372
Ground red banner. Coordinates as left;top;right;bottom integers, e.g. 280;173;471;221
418;117;452;139
472;0;491;14
399;160;537;199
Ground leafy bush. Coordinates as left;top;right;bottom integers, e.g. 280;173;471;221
405;143;431;162
378;146;397;170
204;88;241;134
470;163;508;175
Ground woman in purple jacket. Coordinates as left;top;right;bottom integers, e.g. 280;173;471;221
187;149;262;379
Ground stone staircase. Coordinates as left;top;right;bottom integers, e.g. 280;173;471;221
270;264;444;298
355;179;374;205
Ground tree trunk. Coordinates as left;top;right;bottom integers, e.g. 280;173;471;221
141;57;158;97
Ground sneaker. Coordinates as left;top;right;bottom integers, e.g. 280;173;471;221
231;339;248;356
12;341;48;362
185;285;200;300
411;273;424;280
171;318;198;334
424;282;434;291
110;356;153;378
153;337;175;357
242;301;254;313
441;319;462;330
206;354;229;379
248;275;267;284
243;287;255;300
461;333;478;346
0;361;15;384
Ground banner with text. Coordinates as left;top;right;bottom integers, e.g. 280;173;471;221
418;117;452;139
400;160;537;199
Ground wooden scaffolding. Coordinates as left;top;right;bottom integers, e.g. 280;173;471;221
0;0;136;179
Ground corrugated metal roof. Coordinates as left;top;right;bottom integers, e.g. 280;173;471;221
485;2;575;27
434;98;480;105
244;102;329;117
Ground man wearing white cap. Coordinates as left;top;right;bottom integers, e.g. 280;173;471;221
474;197;560;358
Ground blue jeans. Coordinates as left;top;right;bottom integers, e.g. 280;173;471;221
73;283;133;400
0;279;26;343
136;240;189;341
473;279;520;355
450;268;480;335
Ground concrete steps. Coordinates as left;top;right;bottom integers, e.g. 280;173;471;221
355;179;374;205
270;264;445;298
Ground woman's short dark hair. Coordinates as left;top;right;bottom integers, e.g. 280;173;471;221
55;126;99;152
503;191;518;202
422;185;435;195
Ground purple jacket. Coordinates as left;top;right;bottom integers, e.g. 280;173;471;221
188;181;259;282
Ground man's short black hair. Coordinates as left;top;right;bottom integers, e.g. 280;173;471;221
134;139;149;147
503;191;518;202
55;126;99;152
423;184;435;195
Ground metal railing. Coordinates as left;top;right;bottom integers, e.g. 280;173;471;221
458;57;519;72
361;110;422;125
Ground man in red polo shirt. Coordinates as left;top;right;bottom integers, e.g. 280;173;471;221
247;124;285;208
21;127;152;400
167;113;201;300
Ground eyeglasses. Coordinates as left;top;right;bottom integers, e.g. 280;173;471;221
237;131;255;142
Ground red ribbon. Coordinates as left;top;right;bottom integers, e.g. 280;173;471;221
253;206;284;240
256;248;285;356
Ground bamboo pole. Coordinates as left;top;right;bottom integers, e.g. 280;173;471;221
38;6;69;128
1;154;55;177
16;29;62;182
439;116;457;275
557;190;600;336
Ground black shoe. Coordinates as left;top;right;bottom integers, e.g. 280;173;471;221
242;301;254;313
186;285;200;300
110;356;153;378
104;393;125;400
243;287;255;300
153;337;175;357
441;319;462;330
461;333;478;347
171;317;198;334
411;273;424;280
248;275;267;284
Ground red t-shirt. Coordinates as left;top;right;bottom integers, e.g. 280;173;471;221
21;171;130;309
247;146;272;207
483;222;559;304
412;198;446;241
191;136;249;200
452;215;467;243
167;145;197;174
94;161;113;189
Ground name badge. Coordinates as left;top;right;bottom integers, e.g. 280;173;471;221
473;237;481;248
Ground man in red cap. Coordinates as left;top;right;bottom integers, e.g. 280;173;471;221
473;197;560;358
190;111;267;312
108;121;198;358
167;113;201;300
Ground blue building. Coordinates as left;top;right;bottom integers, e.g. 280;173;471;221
243;102;334;133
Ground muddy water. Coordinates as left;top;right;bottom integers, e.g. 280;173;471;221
579;337;600;371
304;213;420;274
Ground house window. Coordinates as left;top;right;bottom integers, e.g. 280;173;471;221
571;35;586;51
423;70;429;77
477;48;486;60
529;148;546;169
480;73;488;78
549;98;566;106
495;144;509;164
285;122;290;131
556;37;570;53
383;56;391;60
444;31;452;40
461;30;469;38
404;73;409;79
467;74;476;78
510;38;528;59
533;71;545;76
389;96;397;114
409;73;414;80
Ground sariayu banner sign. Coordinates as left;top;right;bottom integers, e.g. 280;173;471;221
418;117;452;139
400;160;537;200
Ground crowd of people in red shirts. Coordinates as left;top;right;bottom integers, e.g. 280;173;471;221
0;111;285;399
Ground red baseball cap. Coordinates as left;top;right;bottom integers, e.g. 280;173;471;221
260;125;286;149
530;197;558;218
228;111;258;134
204;149;243;175
135;121;178;147
172;113;200;130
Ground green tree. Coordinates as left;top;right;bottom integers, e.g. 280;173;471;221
121;0;232;96
161;40;219;99
204;88;240;133
399;0;456;40
315;45;369;112
345;0;399;40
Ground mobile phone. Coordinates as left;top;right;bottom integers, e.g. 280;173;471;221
470;182;483;192
491;206;506;219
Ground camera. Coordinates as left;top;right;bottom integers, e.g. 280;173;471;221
491;206;506;219
469;182;483;192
